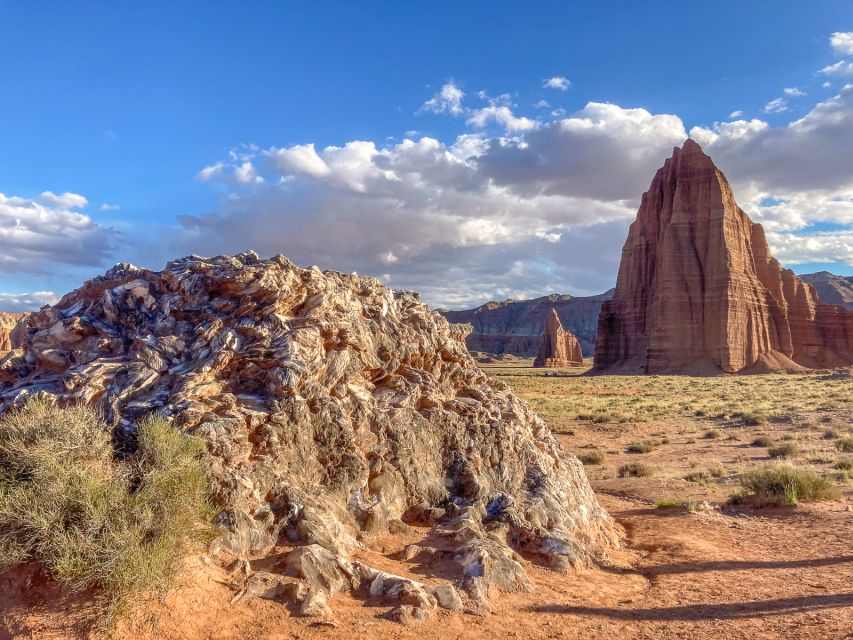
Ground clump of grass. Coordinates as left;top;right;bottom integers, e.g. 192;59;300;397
626;441;655;454
768;442;799;459
576;450;605;465
703;429;721;440
618;462;654;478
750;436;774;448
741;412;767;426
835;436;853;453
0;400;212;624
834;459;853;472
707;464;726;478
684;470;713;485
657;498;701;512
656;498;680;509
737;463;840;506
822;428;841;440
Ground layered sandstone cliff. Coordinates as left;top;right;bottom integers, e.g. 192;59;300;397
593;140;853;374
441;291;611;357
0;252;616;619
534;309;584;368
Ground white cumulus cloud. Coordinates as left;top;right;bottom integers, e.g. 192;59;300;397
821;60;853;76
543;76;570;90
764;97;788;113
830;32;853;55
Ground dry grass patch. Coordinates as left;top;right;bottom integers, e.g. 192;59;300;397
768;442;799;459
735;463;840;506
618;462;654;478
0;400;212;624
751;436;775;448
481;363;853;424
576;450;605;465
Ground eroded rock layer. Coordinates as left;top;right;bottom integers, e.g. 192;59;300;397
593;140;853;374
534;309;584;368
0;252;616;618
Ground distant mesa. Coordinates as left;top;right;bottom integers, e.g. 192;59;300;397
801;272;853;311
593;139;853;374
534;308;584;368
441;290;612;358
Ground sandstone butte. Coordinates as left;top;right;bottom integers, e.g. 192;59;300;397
0;252;617;622
534;308;584;368
594;139;853;375
0;312;29;352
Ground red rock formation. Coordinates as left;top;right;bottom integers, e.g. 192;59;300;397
593;139;853;374
0;313;29;352
534;309;584;367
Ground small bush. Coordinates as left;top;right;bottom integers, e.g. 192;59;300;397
0;400;212;623
835;436;853;453
684;470;712;485
656;498;680;509
835;459;853;472
618;462;654;478
822;428;841;440
577;450;605;465
742;412;767;426
703;429;721;440
750;436;774;448
626;441;655;454
738;463;840;506
768;442;799;459
707;464;726;478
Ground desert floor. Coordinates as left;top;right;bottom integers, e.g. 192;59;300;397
2;362;851;640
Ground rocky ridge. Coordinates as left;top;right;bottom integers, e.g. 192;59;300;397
594;140;853;374
0;251;616;622
441;291;611;357
801;272;853;311
534;309;584;368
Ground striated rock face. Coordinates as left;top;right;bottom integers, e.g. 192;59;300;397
801;272;853;311
534;309;584;368
594;140;853;374
0;252;616;616
441;291;612;357
0;313;30;352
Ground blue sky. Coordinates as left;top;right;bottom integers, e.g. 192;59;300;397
0;1;852;309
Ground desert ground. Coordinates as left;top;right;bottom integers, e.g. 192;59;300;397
2;361;850;640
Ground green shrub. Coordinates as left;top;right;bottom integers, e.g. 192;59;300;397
577;450;605;465
656;498;680;509
618;462;654;478
738;463;840;506
0;400;212;623
768;442;799;459
835;436;853;453
750;436;774;448
626;441;655;454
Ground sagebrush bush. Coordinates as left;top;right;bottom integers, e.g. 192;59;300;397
618;462;654;478
835;459;853;472
703;429;721;440
768;442;799;459
576;450;605;465
750;435;774;447
626;441;655;454
0;400;212;623
738;463;840;506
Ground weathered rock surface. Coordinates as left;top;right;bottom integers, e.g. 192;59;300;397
533;309;584;368
0;313;29;352
594;140;853;374
441;291;612;357
0;251;616;615
801;272;853;311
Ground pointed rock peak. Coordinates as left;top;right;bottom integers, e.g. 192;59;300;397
681;138;704;153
